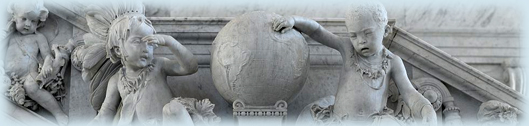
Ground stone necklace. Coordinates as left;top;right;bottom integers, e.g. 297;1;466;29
119;64;154;95
351;48;390;90
118;64;154;124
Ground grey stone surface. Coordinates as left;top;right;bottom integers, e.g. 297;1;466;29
3;2;71;125
211;11;309;106
446;84;482;125
77;2;215;125
1;97;57;126
49;0;522;82
66;65;96;124
160;1;522;84
3;1;524;125
148;16;524;125
38;0;523;84
388;27;524;109
477;100;521;126
273;2;438;125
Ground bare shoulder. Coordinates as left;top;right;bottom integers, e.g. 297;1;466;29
30;32;48;45
387;50;405;72
34;32;47;40
153;57;169;71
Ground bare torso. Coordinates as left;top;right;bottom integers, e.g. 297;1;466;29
332;44;392;121
4;34;41;77
116;60;174;124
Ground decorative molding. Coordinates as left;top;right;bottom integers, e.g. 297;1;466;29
1;97;57;126
44;1;89;32
45;5;520;65
403;28;520;37
387;27;525;109
233;100;287;117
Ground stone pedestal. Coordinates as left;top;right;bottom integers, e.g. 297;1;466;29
233;100;287;126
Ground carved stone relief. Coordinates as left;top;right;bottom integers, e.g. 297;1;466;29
4;1;69;125
1;1;525;126
478;100;521;126
71;1;219;125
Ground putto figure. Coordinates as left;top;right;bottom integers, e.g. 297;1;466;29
4;1;68;125
82;1;219;125
273;2;437;125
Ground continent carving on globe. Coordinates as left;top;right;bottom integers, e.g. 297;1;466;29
211;11;310;106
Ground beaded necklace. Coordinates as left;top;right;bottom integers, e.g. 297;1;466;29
119;64;154;95
351;48;390;90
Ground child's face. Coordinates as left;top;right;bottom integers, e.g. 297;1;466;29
346;14;386;57
122;23;155;69
14;11;40;35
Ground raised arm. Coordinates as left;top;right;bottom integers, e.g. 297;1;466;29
143;34;198;76
273;16;345;52
391;56;437;126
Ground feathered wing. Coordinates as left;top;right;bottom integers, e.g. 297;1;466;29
72;42;122;111
78;0;144;112
85;5;112;40
80;43;107;81
87;59;121;111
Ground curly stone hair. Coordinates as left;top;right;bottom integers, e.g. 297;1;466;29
345;2;388;28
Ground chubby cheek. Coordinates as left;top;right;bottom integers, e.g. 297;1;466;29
15;24;25;31
351;41;363;53
350;39;360;48
30;23;37;30
148;48;155;60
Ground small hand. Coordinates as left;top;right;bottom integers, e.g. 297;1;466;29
272;16;295;33
142;34;166;47
42;67;53;78
420;105;437;126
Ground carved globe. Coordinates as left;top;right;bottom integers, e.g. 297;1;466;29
211;11;310;106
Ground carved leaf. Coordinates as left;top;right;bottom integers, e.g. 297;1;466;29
85;5;111;40
195;99;216;118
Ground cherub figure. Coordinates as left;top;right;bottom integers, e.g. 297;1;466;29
273;2;436;125
84;2;219;125
3;1;68;125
